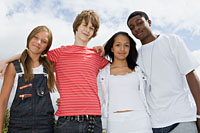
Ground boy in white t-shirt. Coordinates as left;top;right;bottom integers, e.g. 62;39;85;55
127;11;200;133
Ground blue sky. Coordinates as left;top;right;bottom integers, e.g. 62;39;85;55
0;0;200;110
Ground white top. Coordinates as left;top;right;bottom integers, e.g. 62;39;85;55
108;72;145;113
137;34;200;128
97;64;150;129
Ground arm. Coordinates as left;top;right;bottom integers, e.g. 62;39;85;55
0;54;21;78
186;70;200;132
0;63;16;132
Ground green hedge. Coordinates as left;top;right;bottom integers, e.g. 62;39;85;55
3;109;9;133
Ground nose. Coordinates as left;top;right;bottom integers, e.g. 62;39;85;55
134;26;140;32
85;26;90;33
36;39;41;44
120;45;125;51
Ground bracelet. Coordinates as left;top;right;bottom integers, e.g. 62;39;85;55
197;115;200;119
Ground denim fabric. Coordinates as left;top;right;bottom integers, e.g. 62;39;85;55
170;121;197;133
152;123;179;133
55;116;102;133
8;127;54;133
8;60;54;133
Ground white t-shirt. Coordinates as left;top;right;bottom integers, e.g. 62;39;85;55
108;72;145;113
137;34;199;128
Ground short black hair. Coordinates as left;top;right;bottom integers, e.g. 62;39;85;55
104;31;138;70
127;11;149;25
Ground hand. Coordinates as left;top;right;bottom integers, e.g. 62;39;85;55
93;46;105;56
56;98;60;106
0;60;7;79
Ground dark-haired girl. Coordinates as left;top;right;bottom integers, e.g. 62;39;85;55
97;31;152;133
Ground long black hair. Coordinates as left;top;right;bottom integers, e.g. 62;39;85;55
104;31;138;70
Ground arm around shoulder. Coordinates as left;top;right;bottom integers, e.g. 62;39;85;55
0;54;20;78
0;63;16;132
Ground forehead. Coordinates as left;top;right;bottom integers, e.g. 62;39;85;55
35;31;49;39
114;34;130;42
128;15;145;25
81;19;94;26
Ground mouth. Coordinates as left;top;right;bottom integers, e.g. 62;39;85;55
118;53;126;55
83;33;89;37
136;31;143;37
33;45;40;49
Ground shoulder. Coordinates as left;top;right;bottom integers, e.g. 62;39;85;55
135;66;143;73
6;62;16;76
98;64;110;74
161;34;183;42
49;45;68;52
135;66;146;79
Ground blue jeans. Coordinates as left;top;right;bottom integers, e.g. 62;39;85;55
152;123;179;133
55;116;102;133
170;121;197;133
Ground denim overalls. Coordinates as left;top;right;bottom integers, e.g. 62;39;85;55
8;60;55;133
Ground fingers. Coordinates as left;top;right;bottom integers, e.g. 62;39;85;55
56;98;60;106
0;68;6;79
100;50;105;57
93;46;105;56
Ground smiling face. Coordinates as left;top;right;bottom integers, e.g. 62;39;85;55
111;34;130;61
128;15;153;44
75;19;95;44
28;31;49;56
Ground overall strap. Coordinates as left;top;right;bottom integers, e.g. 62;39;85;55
12;60;22;73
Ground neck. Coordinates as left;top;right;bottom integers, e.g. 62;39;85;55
111;59;128;68
141;34;158;45
28;52;40;67
73;36;88;47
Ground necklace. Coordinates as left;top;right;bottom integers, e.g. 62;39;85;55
141;43;155;92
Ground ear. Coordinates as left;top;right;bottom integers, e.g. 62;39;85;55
148;20;152;26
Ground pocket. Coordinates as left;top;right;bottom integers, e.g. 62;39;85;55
37;87;47;96
19;83;32;90
55;117;68;128
35;86;54;114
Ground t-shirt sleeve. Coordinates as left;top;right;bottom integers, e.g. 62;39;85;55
97;54;109;69
47;47;62;63
169;35;199;75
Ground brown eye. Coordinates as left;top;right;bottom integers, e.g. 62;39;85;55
90;27;94;31
137;21;143;26
129;26;135;30
33;36;38;39
42;40;48;44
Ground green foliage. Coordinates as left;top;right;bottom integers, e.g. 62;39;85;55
2;109;9;133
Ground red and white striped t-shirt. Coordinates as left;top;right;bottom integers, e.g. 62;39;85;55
47;45;108;116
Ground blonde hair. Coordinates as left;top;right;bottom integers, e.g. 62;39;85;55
73;10;100;39
20;25;55;92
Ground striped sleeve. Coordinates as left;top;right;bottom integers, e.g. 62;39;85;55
47;46;63;63
97;55;109;69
